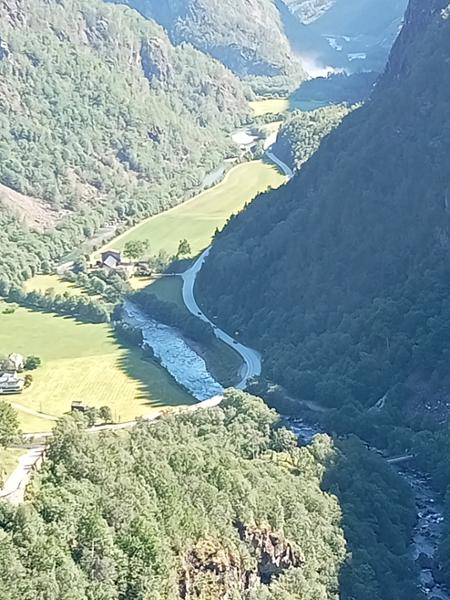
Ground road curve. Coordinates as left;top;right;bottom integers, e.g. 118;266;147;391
266;150;294;179
182;250;262;389
0;446;45;504
181;149;293;389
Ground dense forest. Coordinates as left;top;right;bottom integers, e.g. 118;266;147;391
199;0;450;584
273;104;353;171
200;0;450;425
0;0;249;288
0;391;421;599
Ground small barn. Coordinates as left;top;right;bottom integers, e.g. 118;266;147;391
101;250;122;270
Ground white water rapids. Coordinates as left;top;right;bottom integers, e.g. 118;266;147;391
123;300;223;401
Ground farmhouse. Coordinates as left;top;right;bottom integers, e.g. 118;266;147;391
101;249;122;270
98;249;135;277
71;400;89;413
0;372;25;394
8;353;25;371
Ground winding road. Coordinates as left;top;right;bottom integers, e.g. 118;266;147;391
181;147;293;389
0;446;45;504
0;149;293;503
182;250;262;389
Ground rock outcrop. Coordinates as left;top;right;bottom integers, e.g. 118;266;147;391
179;524;303;598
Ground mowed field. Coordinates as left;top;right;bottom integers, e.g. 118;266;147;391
23;274;85;296
0;302;193;432
250;98;291;116
250;97;329;116
96;159;286;258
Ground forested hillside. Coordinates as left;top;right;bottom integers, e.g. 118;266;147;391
109;0;305;87
0;0;248;287
273;104;352;171
199;0;450;427
0;392;420;599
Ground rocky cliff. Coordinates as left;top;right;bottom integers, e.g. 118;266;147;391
109;0;305;80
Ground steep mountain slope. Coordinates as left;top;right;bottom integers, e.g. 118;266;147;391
0;0;248;285
199;0;450;423
109;0;305;82
272;103;352;171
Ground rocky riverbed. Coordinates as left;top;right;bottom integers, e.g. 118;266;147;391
122;300;450;599
123;300;223;401
287;417;450;600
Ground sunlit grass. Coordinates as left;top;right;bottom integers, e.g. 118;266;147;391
0;302;193;432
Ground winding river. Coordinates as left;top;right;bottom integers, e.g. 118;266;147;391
289;418;450;599
124;289;450;599
119;141;448;597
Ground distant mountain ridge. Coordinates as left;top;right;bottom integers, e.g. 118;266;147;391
108;0;306;82
108;0;408;89
281;0;408;72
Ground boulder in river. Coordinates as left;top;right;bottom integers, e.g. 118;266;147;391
416;553;435;570
431;564;446;585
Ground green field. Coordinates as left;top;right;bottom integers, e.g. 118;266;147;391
6;160;286;432
96;159;286;258
144;277;185;306
24;274;86;296
250;98;291;116
0;448;25;484
250;97;329;116
0;302;193;432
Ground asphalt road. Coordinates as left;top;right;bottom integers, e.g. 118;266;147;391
1;149;293;503
181;149;293;389
266;150;294;179
182;250;262;389
0;446;45;505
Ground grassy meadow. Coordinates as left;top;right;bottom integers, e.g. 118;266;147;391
0;302;193;432
250;97;329;116
96;159;286;258
8;158;287;433
23;274;86;296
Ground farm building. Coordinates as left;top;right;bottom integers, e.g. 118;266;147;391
101;249;122;270
8;352;25;372
0;372;25;394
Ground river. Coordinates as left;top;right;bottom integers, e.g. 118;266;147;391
289;418;450;600
124;282;450;599
123;292;450;599
122;300;223;401
120;135;448;598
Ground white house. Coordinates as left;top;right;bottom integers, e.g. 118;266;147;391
0;372;25;394
7;353;25;372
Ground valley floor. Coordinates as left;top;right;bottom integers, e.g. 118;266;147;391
2;157;287;436
94;158;285;259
